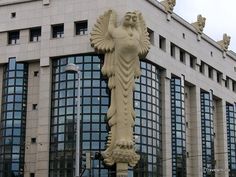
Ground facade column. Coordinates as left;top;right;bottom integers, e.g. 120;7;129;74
35;66;51;177
161;70;172;177
24;63;40;177
187;86;203;176
214;99;229;177
40;24;50;66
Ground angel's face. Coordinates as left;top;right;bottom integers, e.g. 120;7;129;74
123;12;137;27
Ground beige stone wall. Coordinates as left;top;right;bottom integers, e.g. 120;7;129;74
185;85;203;176
24;61;40;177
35;66;51;177
0;0;235;176
213;99;229;177
161;71;172;177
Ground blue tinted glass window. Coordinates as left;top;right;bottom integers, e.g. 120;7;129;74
0;58;28;176
226;104;236;176
201;91;215;177
171;77;186;177
50;57;162;177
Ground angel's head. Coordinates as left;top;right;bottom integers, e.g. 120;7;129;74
123;12;138;27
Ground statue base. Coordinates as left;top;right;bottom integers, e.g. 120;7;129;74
117;163;128;177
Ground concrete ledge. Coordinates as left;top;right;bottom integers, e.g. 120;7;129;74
0;0;40;6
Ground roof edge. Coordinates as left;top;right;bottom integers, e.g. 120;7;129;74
0;0;40;7
146;0;236;60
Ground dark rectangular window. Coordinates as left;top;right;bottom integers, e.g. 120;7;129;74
233;81;236;92
159;35;166;51
8;30;20;45
34;71;39;77
32;104;38;110
217;72;222;83
179;49;185;63
75;20;88;35
31;138;36;143
190;55;196;69
200;62;204;74
52;24;64;38
30;27;41;42
170;43;175;58
208;66;213;79
225;77;229;88
147;28;154;45
11;12;16;18
30;173;35;177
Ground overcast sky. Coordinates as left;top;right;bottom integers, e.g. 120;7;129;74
165;0;236;53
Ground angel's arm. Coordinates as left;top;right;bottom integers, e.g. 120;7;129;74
108;10;117;35
90;10;116;53
135;11;150;58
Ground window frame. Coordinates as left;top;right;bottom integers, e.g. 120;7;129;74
8;30;20;45
75;20;88;36
29;27;41;42
52;24;64;39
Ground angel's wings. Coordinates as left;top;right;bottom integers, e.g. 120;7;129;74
90;10;150;81
135;11;151;58
90;10;116;53
90;10;117;80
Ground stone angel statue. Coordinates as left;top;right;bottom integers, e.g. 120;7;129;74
161;0;176;13
90;9;150;176
218;33;231;52
192;14;206;34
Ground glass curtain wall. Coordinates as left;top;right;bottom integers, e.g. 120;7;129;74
0;58;28;177
201;91;215;177
133;61;162;177
171;76;186;177
50;56;162;177
50;55;110;177
226;103;236;177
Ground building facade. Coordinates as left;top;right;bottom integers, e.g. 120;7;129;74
0;0;236;177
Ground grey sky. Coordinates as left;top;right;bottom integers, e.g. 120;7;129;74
166;0;236;52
